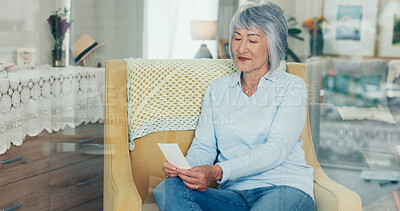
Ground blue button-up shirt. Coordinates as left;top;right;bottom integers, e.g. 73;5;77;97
185;68;314;199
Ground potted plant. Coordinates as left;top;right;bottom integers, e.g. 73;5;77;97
303;16;326;56
47;8;72;67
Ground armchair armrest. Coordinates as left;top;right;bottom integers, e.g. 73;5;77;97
314;167;362;211
104;60;142;211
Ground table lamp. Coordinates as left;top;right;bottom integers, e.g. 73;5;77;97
191;20;217;58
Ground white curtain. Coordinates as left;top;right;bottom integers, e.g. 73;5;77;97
144;0;219;59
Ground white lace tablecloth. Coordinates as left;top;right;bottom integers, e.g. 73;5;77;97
0;65;105;154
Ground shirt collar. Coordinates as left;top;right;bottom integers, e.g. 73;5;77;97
230;71;242;87
229;66;281;88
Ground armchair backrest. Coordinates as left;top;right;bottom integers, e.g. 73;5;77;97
286;63;319;169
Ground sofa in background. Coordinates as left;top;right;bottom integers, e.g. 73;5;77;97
304;57;399;154
305;57;400;207
305;57;394;158
305;57;389;107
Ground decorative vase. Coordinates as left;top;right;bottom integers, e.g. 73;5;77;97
310;30;324;56
52;47;66;67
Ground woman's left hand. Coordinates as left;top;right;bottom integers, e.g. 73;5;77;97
177;165;222;192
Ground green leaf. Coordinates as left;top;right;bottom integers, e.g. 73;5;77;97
286;16;298;26
289;34;304;41
287;48;301;62
287;17;296;21
288;28;302;35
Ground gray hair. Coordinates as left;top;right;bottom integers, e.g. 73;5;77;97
229;2;287;72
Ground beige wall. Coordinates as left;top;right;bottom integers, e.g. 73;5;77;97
0;0;143;67
70;0;144;65
263;0;324;60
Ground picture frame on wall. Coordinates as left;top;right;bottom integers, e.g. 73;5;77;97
218;39;230;59
323;0;379;56
378;0;400;58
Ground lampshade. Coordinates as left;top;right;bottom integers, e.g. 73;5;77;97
191;20;217;40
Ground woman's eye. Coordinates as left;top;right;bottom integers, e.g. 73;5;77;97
249;40;257;43
234;38;241;41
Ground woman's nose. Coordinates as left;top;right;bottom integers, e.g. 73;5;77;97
238;40;248;53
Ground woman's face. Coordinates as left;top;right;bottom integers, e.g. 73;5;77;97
231;28;269;74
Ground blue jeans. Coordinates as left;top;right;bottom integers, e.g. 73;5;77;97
154;177;315;211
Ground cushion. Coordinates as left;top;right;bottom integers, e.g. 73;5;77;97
352;74;381;105
324;73;382;107
325;74;351;94
331;59;388;84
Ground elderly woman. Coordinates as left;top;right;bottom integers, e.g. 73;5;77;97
154;2;314;210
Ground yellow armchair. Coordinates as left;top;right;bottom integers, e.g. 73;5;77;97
104;59;362;211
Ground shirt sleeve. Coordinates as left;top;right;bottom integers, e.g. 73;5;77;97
185;84;218;167
216;76;307;184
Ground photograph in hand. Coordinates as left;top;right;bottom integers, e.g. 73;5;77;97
157;143;192;169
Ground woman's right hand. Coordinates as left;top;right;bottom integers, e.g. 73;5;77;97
162;160;178;178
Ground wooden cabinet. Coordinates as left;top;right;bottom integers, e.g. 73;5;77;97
50;124;103;170
0;173;50;211
64;197;103;211
50;157;103;210
0;133;50;187
0;123;104;211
